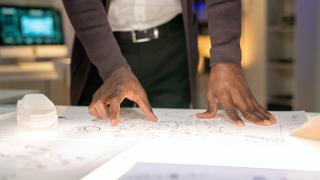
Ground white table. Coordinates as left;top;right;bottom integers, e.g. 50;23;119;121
0;106;319;180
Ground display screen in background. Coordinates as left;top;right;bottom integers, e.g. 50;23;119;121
0;6;63;46
21;16;54;37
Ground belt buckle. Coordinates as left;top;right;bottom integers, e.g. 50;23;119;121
131;28;159;43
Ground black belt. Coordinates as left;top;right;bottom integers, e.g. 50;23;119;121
113;14;183;43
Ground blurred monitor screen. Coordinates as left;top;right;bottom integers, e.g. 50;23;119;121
0;5;63;46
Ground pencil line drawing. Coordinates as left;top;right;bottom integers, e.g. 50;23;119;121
0;139;128;180
57;109;307;144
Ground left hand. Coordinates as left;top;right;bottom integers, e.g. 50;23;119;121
197;64;276;127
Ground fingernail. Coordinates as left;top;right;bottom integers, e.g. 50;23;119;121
263;120;272;125
148;113;157;121
197;112;213;119
196;113;203;118
111;119;118;126
269;115;276;123
236;121;245;127
153;114;158;121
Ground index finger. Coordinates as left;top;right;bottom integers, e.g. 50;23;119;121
108;99;121;127
132;94;157;121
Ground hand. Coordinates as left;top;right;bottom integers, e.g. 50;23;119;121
88;67;157;126
197;64;276;127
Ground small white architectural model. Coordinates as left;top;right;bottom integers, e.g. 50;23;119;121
17;94;58;130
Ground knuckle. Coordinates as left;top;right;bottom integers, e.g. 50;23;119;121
225;109;238;119
206;92;214;100
242;111;253;119
115;84;126;92
228;113;239;120
92;94;99;102
219;92;231;100
134;86;146;95
93;94;105;103
133;90;144;99
251;114;262;121
95;98;104;104
110;93;121;102
109;99;120;107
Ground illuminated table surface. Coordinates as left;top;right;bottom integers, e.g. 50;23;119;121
0;106;319;180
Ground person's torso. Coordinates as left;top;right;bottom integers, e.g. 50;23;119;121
108;0;182;31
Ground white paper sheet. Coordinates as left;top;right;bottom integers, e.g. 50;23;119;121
0;108;308;144
0;138;133;180
0;107;313;180
58;108;308;143
119;162;320;180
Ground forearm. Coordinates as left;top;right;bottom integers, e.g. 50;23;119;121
206;0;242;67
63;0;129;79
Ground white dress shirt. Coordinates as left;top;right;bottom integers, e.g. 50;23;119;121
108;0;182;32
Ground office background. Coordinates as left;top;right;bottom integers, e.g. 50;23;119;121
0;0;320;112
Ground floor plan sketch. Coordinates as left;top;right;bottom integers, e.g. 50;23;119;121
0;107;313;180
0;138;131;180
56;109;308;144
0;108;308;144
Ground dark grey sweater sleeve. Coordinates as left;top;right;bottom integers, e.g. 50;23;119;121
206;0;242;67
63;0;129;79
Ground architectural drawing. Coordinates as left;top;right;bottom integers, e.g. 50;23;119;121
0;107;310;180
0;108;308;144
0;138;131;180
58;109;307;144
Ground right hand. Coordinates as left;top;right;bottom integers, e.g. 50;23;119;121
88;67;157;126
196;64;276;127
